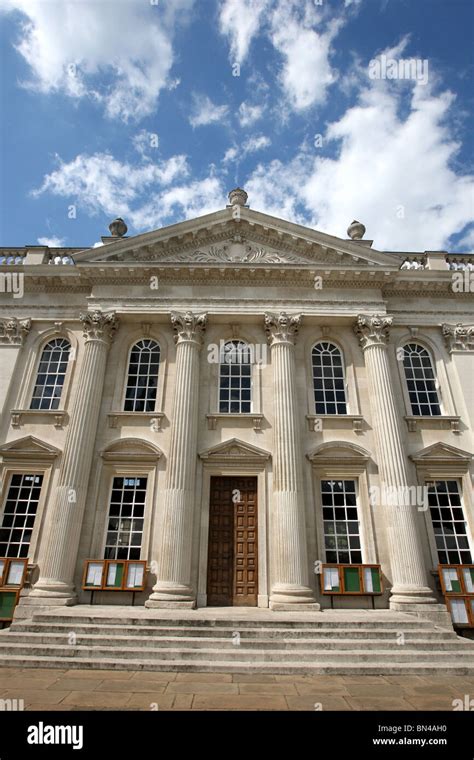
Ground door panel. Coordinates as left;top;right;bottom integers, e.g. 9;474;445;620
207;476;258;606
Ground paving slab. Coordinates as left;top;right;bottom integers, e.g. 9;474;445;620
62;691;133;708
238;683;298;695
164;682;239;695
192;694;288;710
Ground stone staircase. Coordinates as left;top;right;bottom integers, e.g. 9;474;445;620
1;606;473;674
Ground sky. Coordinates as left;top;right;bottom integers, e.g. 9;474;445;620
0;0;473;252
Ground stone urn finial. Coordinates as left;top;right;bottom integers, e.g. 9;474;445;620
108;217;128;237
347;220;366;240
228;187;248;207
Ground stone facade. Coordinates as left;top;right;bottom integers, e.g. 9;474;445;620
0;191;473;620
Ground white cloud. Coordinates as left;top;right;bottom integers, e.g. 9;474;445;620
223;146;239;164
132;130;160;159
223;135;271;166
245;74;474;251
189;93;229;127
243;135;271;154
218;0;269;64
33;150;224;232
37;236;65;247
238;102;264;127
218;0;349;112
130;175;225;230
33;152;189;219
269;2;340;110
0;0;193;121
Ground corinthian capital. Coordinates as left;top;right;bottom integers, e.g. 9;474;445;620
171;311;207;345
80;310;119;344
354;314;392;350
264;312;302;346
442;323;474;353
0;317;31;345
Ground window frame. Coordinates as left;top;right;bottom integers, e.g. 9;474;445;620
218;339;253;414
29;337;72;411
426;478;474;566
311;340;348;416
16;328;78;413
0;452;56;565
410;443;474;570
401;341;442;417
122;338;161;413
307;442;378;570
103;474;149;561
320;478;362;564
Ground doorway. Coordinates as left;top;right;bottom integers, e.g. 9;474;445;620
207;476;258;606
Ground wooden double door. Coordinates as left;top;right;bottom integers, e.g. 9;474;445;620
207;476;258;606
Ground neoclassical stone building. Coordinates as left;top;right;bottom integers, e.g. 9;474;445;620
0;188;473;622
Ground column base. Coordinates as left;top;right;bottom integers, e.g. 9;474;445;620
389;584;438;607
391;602;453;629
145;581;196;609
26;580;77;606
269;583;319;611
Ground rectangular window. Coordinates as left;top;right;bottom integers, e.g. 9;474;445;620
104;476;147;560
427;480;472;564
321;479;362;564
0;474;43;557
219;362;251;413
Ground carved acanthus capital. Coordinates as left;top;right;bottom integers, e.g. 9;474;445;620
442;323;474;353
354;314;392;350
80;310;119;344
264;312;302;346
0;317;31;345
171;311;207;345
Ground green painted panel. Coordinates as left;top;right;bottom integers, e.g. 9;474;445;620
0;591;17;619
371;568;381;593
343;566;361;592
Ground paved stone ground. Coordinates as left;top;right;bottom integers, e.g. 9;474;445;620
0;668;473;710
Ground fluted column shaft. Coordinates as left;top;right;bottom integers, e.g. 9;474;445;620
146;311;207;608
354;315;436;606
29;310;119;604
265;313;318;610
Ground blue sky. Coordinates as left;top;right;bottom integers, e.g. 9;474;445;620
0;0;473;252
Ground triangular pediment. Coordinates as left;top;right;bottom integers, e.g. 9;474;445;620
199;437;271;462
74;207;402;269
0;435;60;460
410;442;472;465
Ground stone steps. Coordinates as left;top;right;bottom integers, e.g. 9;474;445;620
1;632;466;651
0;653;473;676
1;608;472;674
9;622;457;641
0;641;471;663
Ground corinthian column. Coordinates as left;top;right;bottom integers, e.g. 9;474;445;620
146;311;207;609
0;317;31;419
265;312;318;610
354;315;437;609
26;310;119;605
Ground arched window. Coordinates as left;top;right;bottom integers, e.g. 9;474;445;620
219;340;252;413
30;338;71;410
124;339;160;412
402;343;441;416
312;342;347;415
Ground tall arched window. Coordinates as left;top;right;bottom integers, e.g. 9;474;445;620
124;339;160;412
312;342;347;415
30;338;71;410
402;343;441;416
219;340;252;413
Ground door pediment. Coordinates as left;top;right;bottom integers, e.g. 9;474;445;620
199;438;271;464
